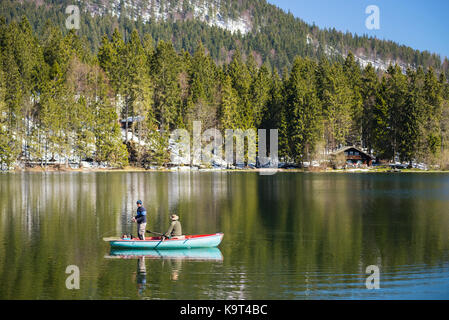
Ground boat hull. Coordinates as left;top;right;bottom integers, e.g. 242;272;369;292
107;233;223;249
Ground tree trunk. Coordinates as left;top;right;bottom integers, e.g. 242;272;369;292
125;98;129;144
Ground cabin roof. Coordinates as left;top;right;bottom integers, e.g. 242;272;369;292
330;146;375;159
120;116;145;123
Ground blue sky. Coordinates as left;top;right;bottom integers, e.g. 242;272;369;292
267;0;449;60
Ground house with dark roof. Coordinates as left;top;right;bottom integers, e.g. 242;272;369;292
330;146;375;167
120;116;145;129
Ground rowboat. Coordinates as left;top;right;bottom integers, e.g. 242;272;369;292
105;248;223;261
103;233;224;249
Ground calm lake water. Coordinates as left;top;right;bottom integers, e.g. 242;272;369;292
1;171;449;299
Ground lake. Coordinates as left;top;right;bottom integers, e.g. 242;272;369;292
1;171;449;299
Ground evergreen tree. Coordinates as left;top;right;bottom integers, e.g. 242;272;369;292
284;57;321;164
384;65;408;161
422;67;443;162
398;68;425;163
124;29;154;157
150;40;182;130
93;69;129;168
320;62;353;151
220;75;239;130
0;66;13;168
372;78;394;160
0;16;448;170
360;64;378;152
343;52;363;146
227;49;252;129
184;43;219;130
1;23;23;145
250;63;271;128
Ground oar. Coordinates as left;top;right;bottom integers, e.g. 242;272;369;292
146;230;164;236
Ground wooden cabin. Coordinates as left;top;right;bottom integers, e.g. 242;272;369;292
330;146;375;167
120;116;145;129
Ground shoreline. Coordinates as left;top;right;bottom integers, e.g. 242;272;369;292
4;166;449;174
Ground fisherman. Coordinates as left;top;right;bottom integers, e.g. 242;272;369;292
163;214;183;240
131;200;147;240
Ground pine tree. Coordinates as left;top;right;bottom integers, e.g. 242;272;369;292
284;57;321;164
250;63;271;128
343;52;363;146
98;33;121;93
98;29;128;144
1;23;23;154
1;15;449;170
319;61;353;151
227;49;252;129
93;68;129;168
0;65;5;123
145;129;170;167
372;78;394;160
439;74;449;163
360;64;378;153
422;67;443;162
398;68;425;163
189;43;212;104
261;69;281;128
0;66;13;168
220;75;239;130
125;30;154;160
72;95;95;166
150;40;182;131
184;43;220;130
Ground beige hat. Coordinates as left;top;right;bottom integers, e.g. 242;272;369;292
170;214;179;221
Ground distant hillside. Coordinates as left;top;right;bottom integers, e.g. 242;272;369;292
1;3;449;171
1;0;448;76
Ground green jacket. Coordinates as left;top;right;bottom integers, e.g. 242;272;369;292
164;220;182;237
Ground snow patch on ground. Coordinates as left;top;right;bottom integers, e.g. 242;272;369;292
306;33;414;73
81;0;251;35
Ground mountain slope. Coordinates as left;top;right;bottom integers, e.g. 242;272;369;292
1;0;448;76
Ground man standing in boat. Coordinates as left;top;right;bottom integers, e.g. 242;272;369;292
132;200;147;240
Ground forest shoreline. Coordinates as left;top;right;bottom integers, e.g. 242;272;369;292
5;166;449;174
1;21;449;174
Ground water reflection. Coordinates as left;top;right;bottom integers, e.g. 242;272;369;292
106;248;223;294
136;257;146;296
107;248;224;261
1;172;449;299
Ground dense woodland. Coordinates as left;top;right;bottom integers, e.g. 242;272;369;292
1;16;449;169
1;0;448;77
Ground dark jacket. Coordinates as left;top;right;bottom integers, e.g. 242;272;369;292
135;206;147;224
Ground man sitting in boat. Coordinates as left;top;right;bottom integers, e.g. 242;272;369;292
162;214;184;240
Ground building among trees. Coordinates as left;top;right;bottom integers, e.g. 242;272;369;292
120;116;146;129
330;146;375;167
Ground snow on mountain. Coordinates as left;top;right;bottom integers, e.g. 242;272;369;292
307;33;413;73
352;54;411;73
79;0;409;71
80;0;251;35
